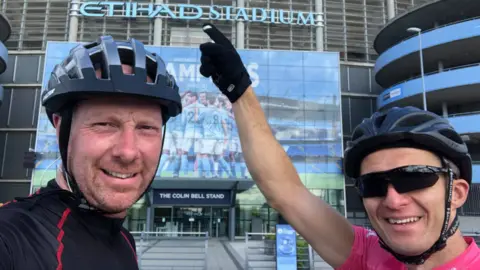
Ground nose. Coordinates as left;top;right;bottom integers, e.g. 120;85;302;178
111;127;140;164
382;184;410;209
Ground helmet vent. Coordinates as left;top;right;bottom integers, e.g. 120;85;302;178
396;114;433;127
146;56;157;83
438;129;464;144
373;114;387;128
64;57;81;80
352;129;365;141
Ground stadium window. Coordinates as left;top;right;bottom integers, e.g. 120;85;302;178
169;27;212;47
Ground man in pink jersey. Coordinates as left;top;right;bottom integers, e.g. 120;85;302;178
197;23;480;269
337;106;480;269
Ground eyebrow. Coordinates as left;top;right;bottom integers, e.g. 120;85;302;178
83;111;162;124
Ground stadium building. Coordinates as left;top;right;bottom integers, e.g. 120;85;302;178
372;0;480;230
0;0;477;240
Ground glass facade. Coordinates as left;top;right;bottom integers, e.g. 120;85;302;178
32;41;344;237
127;206;230;237
234;187;344;236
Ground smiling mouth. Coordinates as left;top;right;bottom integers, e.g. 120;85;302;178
102;169;137;179
385;217;422;225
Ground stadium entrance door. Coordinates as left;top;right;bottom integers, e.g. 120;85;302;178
153;206;229;238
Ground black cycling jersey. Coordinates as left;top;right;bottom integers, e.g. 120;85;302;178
0;179;139;270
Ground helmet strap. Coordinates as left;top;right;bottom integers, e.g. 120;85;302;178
376;164;459;265
57;108;96;210
58;108;79;197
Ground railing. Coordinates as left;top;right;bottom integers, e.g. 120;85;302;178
382;62;480;91
244;232;332;270
131;231;209;270
448;110;480;118
385;15;480;52
244;233;275;270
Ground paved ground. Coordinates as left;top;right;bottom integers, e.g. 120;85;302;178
136;238;239;270
207;239;239;270
228;240;248;263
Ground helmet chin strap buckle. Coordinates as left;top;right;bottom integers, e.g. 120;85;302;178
78;200;97;211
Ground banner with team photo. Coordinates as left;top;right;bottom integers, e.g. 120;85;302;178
31;41;344;192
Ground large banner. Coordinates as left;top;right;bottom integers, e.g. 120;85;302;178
31;41;344;192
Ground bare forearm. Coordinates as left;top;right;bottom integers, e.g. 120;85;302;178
232;87;303;205
232;87;354;267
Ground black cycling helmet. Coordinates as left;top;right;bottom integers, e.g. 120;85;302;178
344;106;472;265
42;35;181;125
41;36;182;213
344;106;471;183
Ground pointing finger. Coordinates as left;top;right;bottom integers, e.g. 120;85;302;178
202;23;235;49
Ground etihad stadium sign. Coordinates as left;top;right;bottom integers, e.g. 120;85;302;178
77;2;324;27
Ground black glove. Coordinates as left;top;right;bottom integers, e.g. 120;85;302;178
199;23;252;103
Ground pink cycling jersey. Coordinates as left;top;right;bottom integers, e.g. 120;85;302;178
337;225;480;270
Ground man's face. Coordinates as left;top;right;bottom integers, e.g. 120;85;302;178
360;147;453;256
199;93;207;105
65;97;163;214
189;95;197;105
54;64;163;215
184;93;192;105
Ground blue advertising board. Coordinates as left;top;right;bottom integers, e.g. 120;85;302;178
152;189;231;205
276;224;297;270
30;41;344;194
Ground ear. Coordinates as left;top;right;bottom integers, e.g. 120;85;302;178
451;179;470;210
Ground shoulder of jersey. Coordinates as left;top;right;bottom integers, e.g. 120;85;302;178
0;199;44;223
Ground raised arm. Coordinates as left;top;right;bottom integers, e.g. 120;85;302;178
198;23;355;268
234;87;354;267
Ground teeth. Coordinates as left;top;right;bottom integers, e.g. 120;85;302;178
387;217;420;224
104;170;135;179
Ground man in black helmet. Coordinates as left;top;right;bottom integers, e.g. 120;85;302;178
197;23;480;269
0;36;181;269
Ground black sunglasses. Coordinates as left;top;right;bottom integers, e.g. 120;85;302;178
355;165;455;198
